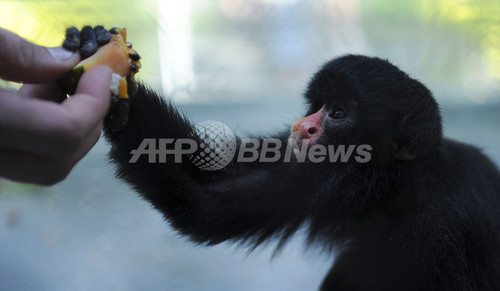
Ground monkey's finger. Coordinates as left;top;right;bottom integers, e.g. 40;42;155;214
94;25;111;46
62;27;80;51
79;26;98;58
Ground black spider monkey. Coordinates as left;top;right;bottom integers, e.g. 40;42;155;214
64;26;500;290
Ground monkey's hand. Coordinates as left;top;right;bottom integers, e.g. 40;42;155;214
59;25;142;131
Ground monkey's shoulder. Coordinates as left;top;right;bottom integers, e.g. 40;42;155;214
432;138;500;204
439;138;499;173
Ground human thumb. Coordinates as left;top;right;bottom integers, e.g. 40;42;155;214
0;28;80;83
47;46;79;63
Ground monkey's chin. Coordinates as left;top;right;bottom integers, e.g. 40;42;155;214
287;136;314;162
293;147;301;160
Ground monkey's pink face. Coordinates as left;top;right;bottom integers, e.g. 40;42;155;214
289;106;327;147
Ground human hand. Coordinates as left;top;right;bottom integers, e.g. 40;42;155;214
0;28;112;185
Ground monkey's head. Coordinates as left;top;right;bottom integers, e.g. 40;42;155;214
289;55;443;163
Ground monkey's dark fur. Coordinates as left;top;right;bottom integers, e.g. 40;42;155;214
103;55;500;290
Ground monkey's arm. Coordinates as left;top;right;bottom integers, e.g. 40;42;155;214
104;85;311;245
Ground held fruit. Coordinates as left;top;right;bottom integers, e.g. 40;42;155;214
59;27;141;99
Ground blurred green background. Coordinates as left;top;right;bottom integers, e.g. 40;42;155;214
1;0;499;290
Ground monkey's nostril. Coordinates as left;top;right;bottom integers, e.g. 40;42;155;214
308;127;317;135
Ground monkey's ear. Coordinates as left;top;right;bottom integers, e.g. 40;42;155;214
393;143;416;160
394;90;443;159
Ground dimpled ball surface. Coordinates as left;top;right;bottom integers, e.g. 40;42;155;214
190;121;237;171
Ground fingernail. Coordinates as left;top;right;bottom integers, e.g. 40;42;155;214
48;47;77;62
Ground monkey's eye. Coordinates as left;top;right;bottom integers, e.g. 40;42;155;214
330;109;346;120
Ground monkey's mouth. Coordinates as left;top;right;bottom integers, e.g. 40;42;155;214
288;132;319;148
287;135;315;151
